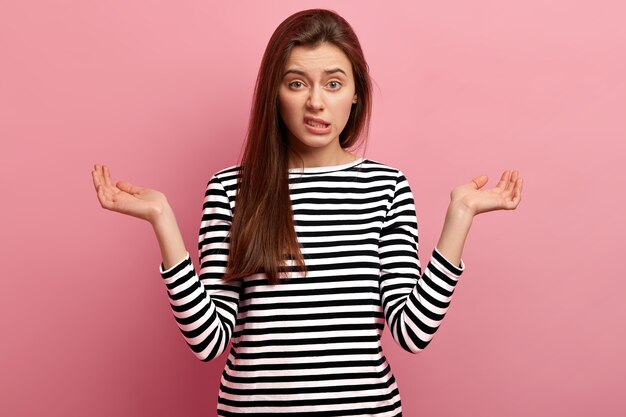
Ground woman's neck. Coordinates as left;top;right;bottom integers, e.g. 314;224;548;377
288;148;358;169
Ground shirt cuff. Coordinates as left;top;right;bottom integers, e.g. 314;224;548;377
433;247;465;277
159;252;191;277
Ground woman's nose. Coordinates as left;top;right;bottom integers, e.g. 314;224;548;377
306;86;325;110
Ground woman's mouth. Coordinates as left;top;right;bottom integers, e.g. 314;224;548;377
306;120;328;128
304;117;331;134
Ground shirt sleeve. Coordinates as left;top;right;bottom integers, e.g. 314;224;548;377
159;175;241;361
378;171;465;353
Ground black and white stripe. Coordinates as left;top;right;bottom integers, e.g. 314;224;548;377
160;159;464;416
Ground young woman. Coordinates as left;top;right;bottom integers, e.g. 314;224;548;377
92;9;522;416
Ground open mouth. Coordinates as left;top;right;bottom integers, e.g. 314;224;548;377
304;118;330;129
306;120;329;127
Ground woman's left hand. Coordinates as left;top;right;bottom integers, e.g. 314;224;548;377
450;170;523;216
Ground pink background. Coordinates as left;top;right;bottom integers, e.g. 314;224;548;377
2;1;625;416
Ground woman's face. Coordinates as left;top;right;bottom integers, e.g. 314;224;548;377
278;42;358;166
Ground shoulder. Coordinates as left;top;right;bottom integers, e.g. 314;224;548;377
207;165;241;186
360;160;415;202
212;164;241;180
360;159;407;181
199;165;241;200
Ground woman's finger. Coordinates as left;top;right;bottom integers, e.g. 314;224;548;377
103;165;113;187
117;181;141;195
505;170;518;194
495;170;510;190
471;175;488;189
95;184;110;209
92;166;102;189
513;178;523;205
504;178;523;209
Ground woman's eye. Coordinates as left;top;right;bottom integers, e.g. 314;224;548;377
328;81;341;89
289;81;304;89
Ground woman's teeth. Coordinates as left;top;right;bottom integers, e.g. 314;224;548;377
307;120;328;127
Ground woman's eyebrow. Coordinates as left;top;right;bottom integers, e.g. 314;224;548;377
283;68;348;77
283;69;306;77
324;68;347;76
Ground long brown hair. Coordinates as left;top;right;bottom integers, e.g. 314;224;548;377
224;9;372;284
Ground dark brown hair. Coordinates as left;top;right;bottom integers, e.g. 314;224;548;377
224;9;372;283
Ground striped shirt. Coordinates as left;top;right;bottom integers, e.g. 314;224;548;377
160;158;465;416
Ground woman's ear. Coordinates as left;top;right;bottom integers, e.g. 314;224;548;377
352;95;358;104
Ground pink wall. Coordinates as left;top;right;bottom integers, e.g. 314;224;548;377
2;1;625;416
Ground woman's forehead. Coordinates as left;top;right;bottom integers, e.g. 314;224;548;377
284;43;352;75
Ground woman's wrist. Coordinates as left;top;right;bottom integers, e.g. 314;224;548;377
148;200;175;227
435;201;474;267
447;199;476;222
150;204;187;270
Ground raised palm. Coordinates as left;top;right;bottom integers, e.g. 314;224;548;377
451;170;523;215
92;164;167;223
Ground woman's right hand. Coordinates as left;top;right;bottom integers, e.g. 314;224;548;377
92;164;169;224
